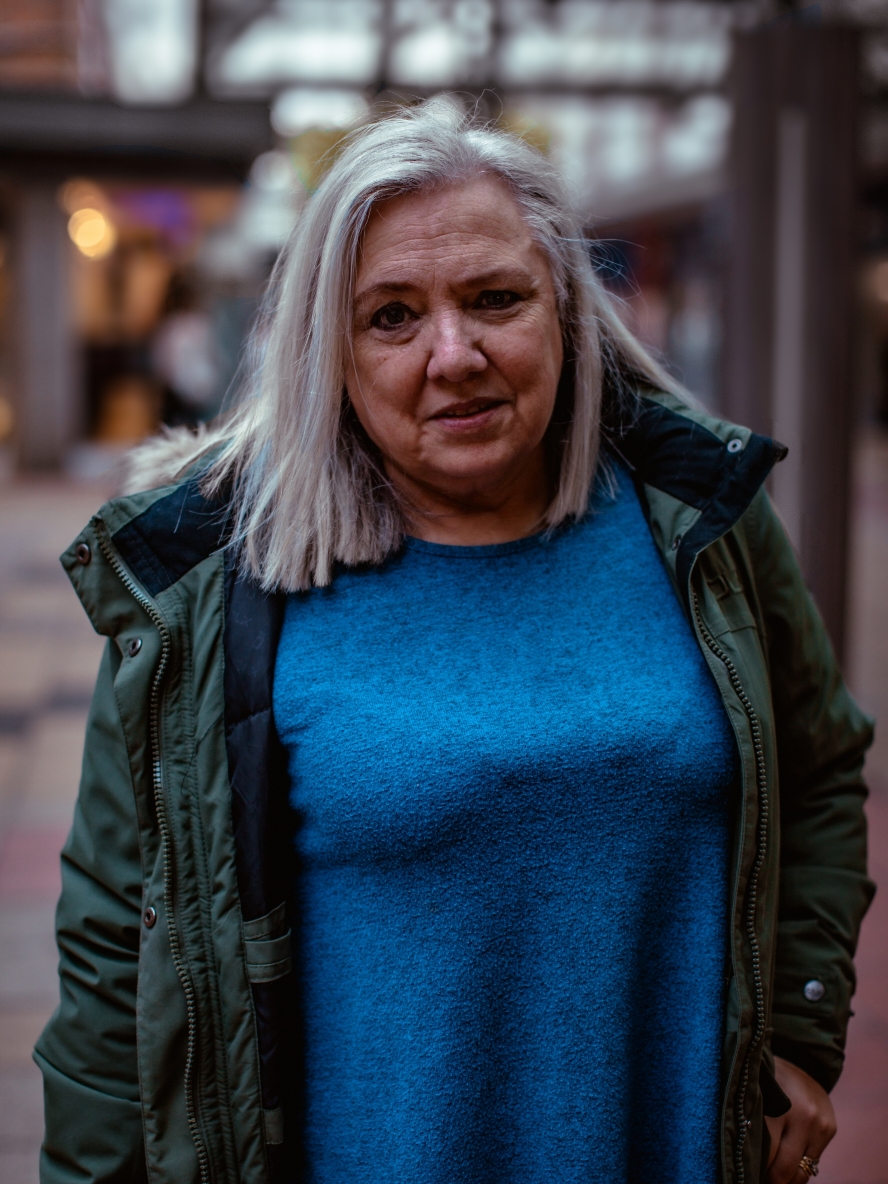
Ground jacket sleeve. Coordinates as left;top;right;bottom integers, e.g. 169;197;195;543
746;490;875;1091
34;639;148;1184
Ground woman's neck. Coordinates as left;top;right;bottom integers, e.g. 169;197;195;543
390;450;551;546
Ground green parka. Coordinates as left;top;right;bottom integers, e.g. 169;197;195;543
35;391;874;1184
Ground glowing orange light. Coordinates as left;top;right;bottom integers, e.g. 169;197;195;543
68;207;117;258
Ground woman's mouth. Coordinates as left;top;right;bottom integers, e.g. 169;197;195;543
432;398;507;428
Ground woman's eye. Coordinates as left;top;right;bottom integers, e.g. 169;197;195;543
477;290;520;310
371;302;415;330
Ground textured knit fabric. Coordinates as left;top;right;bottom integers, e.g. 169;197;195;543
273;461;737;1184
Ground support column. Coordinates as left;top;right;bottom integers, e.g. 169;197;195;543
724;27;859;663
12;182;79;469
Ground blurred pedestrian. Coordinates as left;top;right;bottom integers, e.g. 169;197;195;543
37;99;873;1184
152;272;221;426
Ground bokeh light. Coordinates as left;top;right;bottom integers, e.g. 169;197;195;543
67;208;118;259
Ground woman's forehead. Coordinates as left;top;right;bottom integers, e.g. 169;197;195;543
355;176;546;289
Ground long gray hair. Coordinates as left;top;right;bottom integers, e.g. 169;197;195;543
138;97;678;591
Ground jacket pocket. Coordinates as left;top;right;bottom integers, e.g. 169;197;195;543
242;901;292;984
703;568;758;637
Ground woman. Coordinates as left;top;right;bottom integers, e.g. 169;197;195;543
37;99;873;1184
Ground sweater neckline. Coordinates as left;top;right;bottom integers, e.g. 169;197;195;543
401;530;553;559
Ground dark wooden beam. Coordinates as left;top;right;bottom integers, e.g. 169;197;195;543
724;26;859;662
0;89;273;180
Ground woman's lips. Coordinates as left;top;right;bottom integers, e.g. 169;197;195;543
431;399;507;431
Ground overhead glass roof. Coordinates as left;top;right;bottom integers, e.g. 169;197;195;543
389;0;493;87
103;0;888;104
496;0;733;89
97;0;888;222
104;0;199;104
212;0;384;91
208;0;742;94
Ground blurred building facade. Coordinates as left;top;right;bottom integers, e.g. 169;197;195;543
3;1;888;645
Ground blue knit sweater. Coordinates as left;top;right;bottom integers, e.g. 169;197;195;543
273;461;737;1183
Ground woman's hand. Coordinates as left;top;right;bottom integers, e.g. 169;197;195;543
765;1056;837;1182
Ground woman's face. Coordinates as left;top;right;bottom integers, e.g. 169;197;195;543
346;175;564;519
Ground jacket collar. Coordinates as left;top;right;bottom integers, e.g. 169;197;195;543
606;390;786;604
102;391;786;603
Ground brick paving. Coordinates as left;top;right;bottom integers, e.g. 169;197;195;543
0;438;885;1182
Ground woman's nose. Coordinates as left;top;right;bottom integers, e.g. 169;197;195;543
425;312;487;384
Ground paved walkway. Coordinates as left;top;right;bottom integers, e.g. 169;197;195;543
0;437;885;1183
0;481;110;1184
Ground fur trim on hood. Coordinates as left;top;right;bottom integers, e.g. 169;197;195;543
120;424;225;496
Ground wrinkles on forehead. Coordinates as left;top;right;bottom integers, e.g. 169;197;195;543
352;176;554;313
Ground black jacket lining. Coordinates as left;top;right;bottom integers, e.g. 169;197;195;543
676;429;786;604
112;479;230;598
607;401;785;606
608;400;731;510
223;554;291;1145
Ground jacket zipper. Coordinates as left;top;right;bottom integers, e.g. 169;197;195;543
692;588;768;1184
97;527;212;1184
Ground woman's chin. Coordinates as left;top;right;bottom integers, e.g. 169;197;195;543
408;454;541;505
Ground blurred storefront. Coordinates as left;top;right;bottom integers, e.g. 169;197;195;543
56;164;305;477
0;84;277;473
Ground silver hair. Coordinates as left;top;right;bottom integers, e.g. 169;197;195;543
177;96;679;591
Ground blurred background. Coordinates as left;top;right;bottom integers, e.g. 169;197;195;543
0;1;886;1181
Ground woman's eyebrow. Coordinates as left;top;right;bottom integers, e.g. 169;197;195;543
354;268;536;306
354;280;417;305
460;267;536;289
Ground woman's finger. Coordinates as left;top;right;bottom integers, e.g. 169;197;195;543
767;1058;838;1184
769;1112;835;1184
769;1117;810;1184
768;1106;835;1183
765;1113;787;1167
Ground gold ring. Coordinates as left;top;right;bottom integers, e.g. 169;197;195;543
799;1156;819;1178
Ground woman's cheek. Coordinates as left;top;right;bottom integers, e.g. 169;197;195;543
378;348;427;412
493;321;553;384
359;358;425;446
